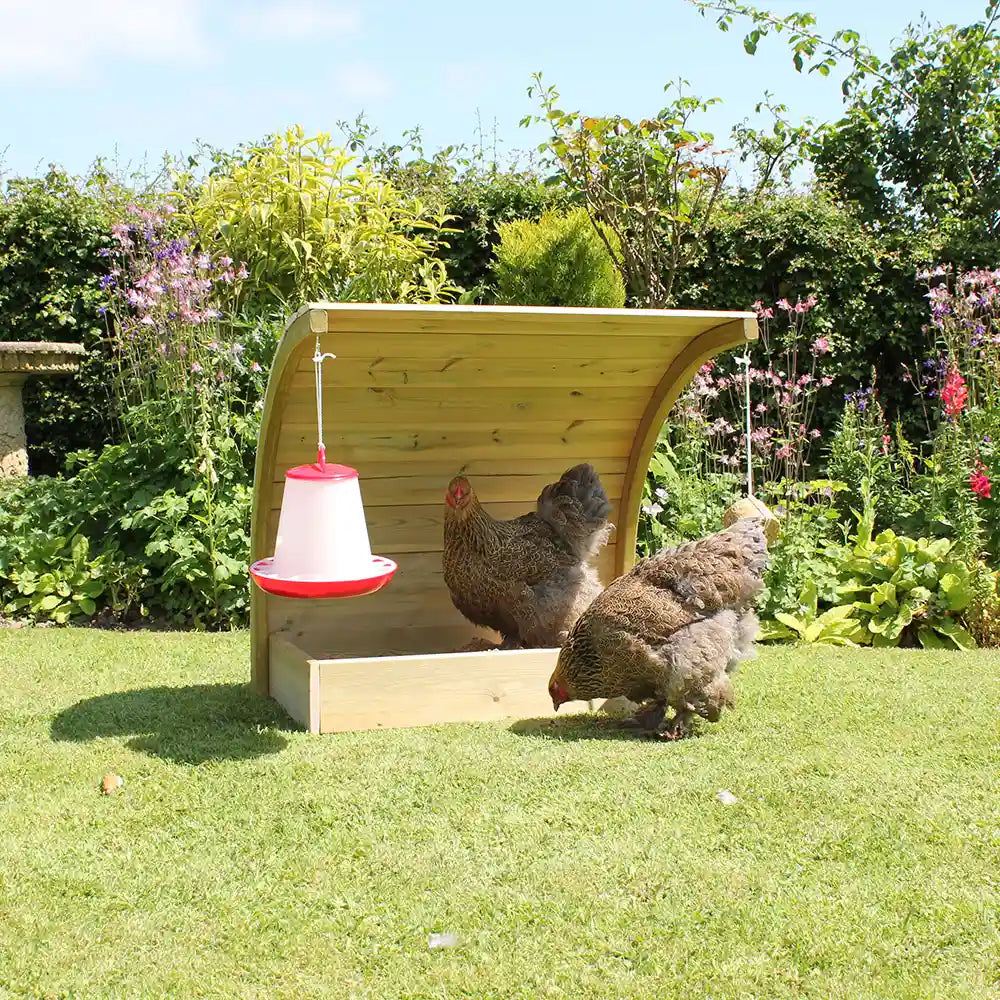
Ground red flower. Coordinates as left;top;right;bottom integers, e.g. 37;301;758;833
970;462;992;499
942;366;969;418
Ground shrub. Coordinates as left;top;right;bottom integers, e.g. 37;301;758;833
827;383;917;532
439;169;570;299
0;434;252;628
174;127;462;314
0;168;118;471
665;295;835;487
674;190;934;439
493;208;625;308
760;480;982;648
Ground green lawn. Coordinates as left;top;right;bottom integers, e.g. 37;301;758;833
0;629;998;1000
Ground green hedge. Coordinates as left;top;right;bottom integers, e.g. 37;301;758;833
0;169;118;473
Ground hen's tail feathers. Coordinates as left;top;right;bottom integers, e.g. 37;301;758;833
633;519;769;612
535;463;612;561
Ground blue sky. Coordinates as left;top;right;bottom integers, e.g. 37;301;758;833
0;0;989;181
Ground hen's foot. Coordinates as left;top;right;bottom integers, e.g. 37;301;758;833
622;701;667;733
654;709;695;741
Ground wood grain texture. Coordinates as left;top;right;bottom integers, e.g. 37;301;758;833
275;422;636;469
280;385;647;426
251;310;312;697
288;357;668;389
265;545;618;658
616;316;758;575
252;303;756;699
268;635;320;733
315;647;581;733
320;302;752;336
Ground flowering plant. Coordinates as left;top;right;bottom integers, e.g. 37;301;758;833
101;204;267;467
669;294;833;484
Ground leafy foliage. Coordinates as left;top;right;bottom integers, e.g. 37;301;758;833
675;191;933;439
0;168;118;471
688;0;1000;258
761;480;980;648
493;208;625;307
175;127;463;313
637;434;741;557
523;75;728;306
0;430;252;628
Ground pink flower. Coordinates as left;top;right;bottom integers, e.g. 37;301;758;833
811;337;830;355
776;298;792;312
942;366;968;418
251;361;262;373
190;362;203;374
810;429;821;439
754;402;767;414
970;462;992;499
820;376;833;387
775;443;793;460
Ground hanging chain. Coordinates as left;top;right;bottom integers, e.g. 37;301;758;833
313;336;337;466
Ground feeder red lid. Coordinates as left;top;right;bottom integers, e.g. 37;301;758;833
286;462;358;481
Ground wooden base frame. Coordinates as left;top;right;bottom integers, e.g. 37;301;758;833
269;633;573;733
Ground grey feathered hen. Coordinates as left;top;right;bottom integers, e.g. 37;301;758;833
443;463;613;649
547;518;768;738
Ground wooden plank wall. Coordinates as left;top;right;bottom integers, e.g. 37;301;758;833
263;310;686;659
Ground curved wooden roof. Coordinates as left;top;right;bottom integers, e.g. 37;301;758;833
250;303;757;695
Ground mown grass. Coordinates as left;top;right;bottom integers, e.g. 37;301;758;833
0;628;998;999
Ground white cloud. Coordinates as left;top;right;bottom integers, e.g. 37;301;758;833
333;60;392;101
236;1;361;42
0;0;209;82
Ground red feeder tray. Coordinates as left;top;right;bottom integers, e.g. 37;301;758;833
250;555;398;600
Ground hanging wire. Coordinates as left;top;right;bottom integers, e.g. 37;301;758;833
313;336;337;466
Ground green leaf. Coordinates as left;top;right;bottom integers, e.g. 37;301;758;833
917;626;950;650
939;573;972;612
932;620;977;650
798;578;819;617
37;594;62;612
815;604;856;625
774;612;807;636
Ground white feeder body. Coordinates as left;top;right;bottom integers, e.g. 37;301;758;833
271;464;374;580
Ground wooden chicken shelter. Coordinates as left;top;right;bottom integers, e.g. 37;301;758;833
251;303;757;733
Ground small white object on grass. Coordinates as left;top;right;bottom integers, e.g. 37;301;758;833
716;789;738;806
428;932;459;949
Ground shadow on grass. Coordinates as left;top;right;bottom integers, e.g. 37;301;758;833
50;683;295;764
510;714;658;743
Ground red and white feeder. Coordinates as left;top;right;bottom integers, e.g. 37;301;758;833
249;339;398;600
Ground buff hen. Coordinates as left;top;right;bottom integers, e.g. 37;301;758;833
547;517;768;738
443;464;612;649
